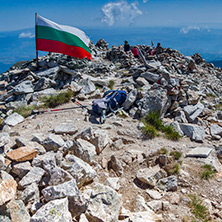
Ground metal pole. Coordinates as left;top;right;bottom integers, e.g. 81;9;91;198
35;13;39;70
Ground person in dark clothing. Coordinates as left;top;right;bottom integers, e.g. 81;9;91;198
124;41;130;54
155;42;163;54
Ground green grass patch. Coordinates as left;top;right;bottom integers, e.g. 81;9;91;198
159;148;168;155
168;163;180;174
188;194;210;222
170;151;182;160
108;80;115;90
144;111;163;130
41;90;73;108
201;164;216;180
141;111;182;141
14;105;38;118
207;93;216;98
141;124;159;139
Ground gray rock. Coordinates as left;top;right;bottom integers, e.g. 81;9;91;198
42;134;65;151
34;77;56;91
109;155;123;177
13;80;34;95
146;200;163;212
179;123;206;142
12;161;32;178
183;102;204;122
105;177;120;191
0;133;10;147
136;165;161;187
32;88;57;101
74;126;94;141
42;179;87;217
0;216;11;222
186;147;213;158
135;77;149;86
61;154;96;188
3;113;24;127
210;124;222;136
157;176;177;192
48;167;73;186
79;78;96;95
138;88;170;117
35;66;60;78
18;167;45;188
72;138;96;164
146;190;165;200
31;133;47;144
0;155;4;170
86;183;121;222
140;72;159;83
92;129;110;154
7;199;30;222
32;152;56;171
31;198;72;222
134;195;154;212
53;123;78;135
18;183;40;204
123;89;137;110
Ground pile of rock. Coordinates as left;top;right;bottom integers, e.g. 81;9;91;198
0;39;222;142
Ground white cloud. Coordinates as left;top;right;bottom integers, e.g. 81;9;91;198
18;32;35;38
180;26;210;34
143;0;148;2
101;1;142;26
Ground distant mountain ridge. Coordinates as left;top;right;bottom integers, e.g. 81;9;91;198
1;26;222;73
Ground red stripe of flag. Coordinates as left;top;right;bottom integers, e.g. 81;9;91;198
36;39;92;60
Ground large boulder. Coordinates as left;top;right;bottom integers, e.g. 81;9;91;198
137;88;170;117
42;179;87;217
85;183;122;222
31;197;72;222
179;123;206;142
13;80;34;95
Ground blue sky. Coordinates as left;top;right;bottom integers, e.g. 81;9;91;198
0;0;222;31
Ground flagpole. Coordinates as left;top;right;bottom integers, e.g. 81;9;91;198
35;13;39;70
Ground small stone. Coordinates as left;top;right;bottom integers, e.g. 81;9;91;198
146;189;164;200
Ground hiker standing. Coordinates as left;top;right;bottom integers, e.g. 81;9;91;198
124;41;130;54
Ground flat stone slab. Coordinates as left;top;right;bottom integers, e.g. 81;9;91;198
186;147;213;158
6;146;38;162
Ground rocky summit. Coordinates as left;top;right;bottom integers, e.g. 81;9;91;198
0;39;222;222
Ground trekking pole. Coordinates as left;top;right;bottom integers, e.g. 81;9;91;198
71;98;90;112
32;98;90;115
31;106;86;115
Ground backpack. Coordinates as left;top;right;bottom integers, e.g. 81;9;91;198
92;90;127;115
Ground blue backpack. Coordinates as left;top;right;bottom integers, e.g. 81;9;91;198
92;90;127;115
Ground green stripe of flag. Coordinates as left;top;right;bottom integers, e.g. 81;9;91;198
36;25;91;54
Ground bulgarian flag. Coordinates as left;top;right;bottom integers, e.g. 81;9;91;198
35;14;91;60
